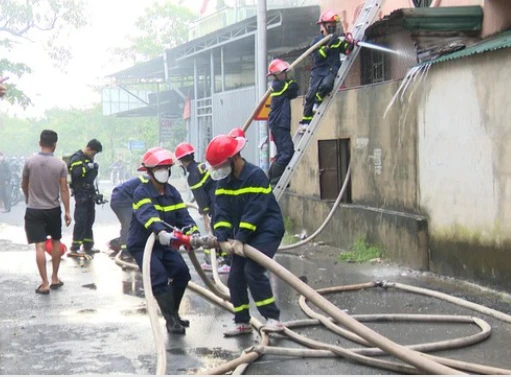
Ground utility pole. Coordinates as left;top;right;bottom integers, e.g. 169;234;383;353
256;0;269;172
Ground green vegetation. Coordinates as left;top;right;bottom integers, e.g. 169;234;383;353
338;238;384;263
282;216;299;245
0;0;86;108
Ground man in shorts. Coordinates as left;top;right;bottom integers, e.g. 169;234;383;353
22;130;72;294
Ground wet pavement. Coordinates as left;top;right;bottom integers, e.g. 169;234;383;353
1;179;511;374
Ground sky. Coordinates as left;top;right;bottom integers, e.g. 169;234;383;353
5;0;211;118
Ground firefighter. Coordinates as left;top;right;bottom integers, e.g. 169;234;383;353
109;173;152;262
68;139;103;254
205;135;285;337
299;9;355;133
267;58;299;185
127;147;199;335
174;142;230;274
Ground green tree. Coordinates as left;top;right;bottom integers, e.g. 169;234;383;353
0;0;86;108
113;1;196;63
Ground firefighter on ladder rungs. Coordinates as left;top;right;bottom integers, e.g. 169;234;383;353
299;9;356;134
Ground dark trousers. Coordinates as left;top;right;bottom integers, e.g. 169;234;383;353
111;204;132;248
0;182;11;211
132;246;191;296
301;72;336;124
72;194;96;250
270;126;294;167
228;238;281;323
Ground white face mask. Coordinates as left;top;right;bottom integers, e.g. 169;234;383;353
209;163;232;181
153;168;170;184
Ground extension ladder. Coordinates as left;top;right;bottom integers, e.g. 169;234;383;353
273;0;386;201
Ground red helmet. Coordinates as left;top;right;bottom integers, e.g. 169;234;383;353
44;238;67;257
267;59;290;76
228;127;246;139
174;142;195;160
138;147;174;171
317;9;340;24
205;135;246;168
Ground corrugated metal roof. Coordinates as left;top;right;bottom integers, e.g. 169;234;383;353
366;6;483;36
424;29;511;65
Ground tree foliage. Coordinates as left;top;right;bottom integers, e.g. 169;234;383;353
113;1;196;63
0;0;86;108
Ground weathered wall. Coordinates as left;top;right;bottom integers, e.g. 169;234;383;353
417;48;511;289
285;80;426;268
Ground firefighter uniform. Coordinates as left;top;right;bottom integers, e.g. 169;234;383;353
127;180;199;299
214;161;285;324
268;78;299;184
68;150;99;251
186;161;216;217
110;176;148;254
301;34;353;125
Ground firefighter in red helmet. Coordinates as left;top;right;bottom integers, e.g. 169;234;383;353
267;58;299;185
205;135;285;337
299;9;356;133
127;147;200;335
174;142;230;274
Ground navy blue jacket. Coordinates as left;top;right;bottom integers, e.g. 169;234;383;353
186;161;216;216
268;79;299;131
111;176;148;208
213;161;284;244
68;150;98;193
127;181;199;252
311;34;351;77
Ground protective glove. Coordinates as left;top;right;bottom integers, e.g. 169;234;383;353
157;231;174;246
344;39;356;55
230;239;245;257
218;241;234;255
87;162;98;170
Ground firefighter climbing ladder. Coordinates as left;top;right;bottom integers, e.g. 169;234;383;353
273;0;385;201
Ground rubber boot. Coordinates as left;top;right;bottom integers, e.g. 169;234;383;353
172;285;190;328
154;291;186;334
268;162;286;186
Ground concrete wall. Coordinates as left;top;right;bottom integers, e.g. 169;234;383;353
417;48;511;289
283;44;511;286
285;80;428;268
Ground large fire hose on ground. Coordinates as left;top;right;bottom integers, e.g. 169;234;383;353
131;227;511;375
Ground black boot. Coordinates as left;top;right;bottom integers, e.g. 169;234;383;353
154;291;186;334
172;285;190;328
268;162;286;186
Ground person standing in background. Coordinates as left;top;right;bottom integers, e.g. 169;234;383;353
22;130;71;294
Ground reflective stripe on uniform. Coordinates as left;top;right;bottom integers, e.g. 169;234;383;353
133;198;152;210
154;203;186;212
319;46;328;58
190;171;211;190
271;81;290;97
185;225;199;235
239;222;257;231
139;176;149;183
214;221;232;230
255;296;275;307
144;217;162;228
233;303;250;313
215;186;271;196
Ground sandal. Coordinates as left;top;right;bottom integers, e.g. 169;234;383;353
50;280;64;289
35;285;50;295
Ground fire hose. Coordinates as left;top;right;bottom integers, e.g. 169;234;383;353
129;225;511;375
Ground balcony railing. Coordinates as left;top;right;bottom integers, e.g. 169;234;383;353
189;0;317;39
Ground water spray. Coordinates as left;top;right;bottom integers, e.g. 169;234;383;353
357;41;403;56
